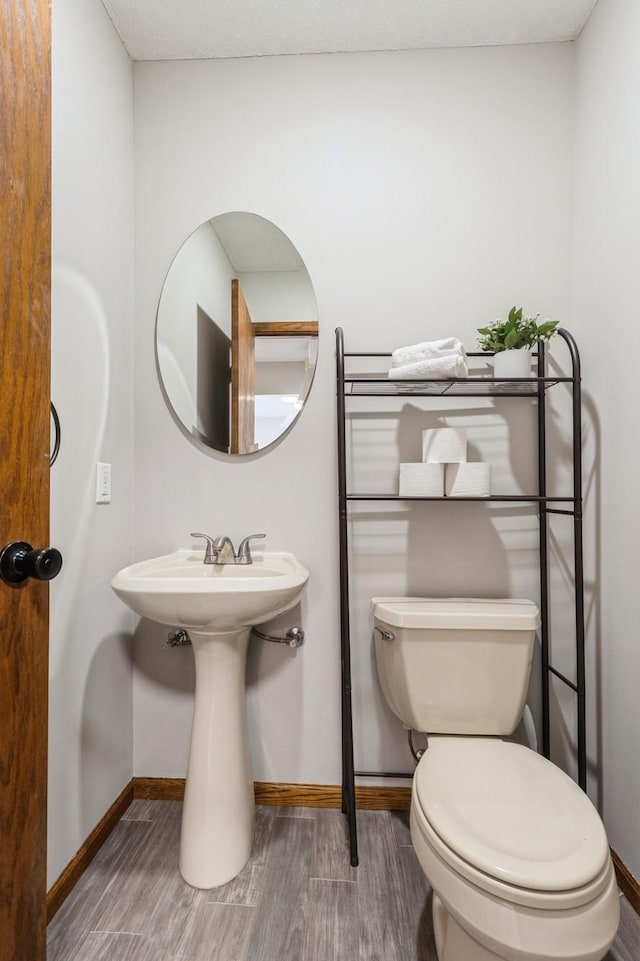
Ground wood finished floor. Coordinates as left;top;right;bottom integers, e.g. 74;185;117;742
47;801;639;961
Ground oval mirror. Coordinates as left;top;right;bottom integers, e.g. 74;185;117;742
156;212;318;455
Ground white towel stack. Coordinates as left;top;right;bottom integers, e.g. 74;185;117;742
389;337;468;380
398;427;492;497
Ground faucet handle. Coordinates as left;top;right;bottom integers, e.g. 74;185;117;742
236;533;266;565
190;532;216;564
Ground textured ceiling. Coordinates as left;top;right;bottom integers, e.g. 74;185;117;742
100;0;600;62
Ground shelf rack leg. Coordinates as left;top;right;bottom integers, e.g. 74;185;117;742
574;509;586;790
557;329;587;792
566;335;587;791
336;327;358;866
538;343;551;761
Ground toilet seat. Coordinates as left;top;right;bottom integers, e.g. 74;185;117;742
413;738;610;907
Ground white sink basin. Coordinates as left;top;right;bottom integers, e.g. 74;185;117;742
111;548;309;890
111;549;309;632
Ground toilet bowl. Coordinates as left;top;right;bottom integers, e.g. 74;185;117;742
411;738;619;961
371;598;620;961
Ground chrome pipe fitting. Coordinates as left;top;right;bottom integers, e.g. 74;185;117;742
165;629;191;648
251;626;305;649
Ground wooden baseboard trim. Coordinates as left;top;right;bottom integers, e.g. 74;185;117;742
612;848;640;915
133;776;185;800
354;785;412;810
255;781;412;810
133;777;412;811
46;780;134;923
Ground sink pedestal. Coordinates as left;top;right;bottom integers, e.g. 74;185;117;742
179;628;254;889
111;549;309;889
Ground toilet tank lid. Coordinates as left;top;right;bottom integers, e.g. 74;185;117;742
371;597;540;631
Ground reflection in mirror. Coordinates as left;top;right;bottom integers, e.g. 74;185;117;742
156;212;318;455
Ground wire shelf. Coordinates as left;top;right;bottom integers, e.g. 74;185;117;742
345;494;575;503
345;375;571;397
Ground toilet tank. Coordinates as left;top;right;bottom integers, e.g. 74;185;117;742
372;597;540;735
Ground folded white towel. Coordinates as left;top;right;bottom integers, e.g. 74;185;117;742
389;352;468;380
391;338;466;368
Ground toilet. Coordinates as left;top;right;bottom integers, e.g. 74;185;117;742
372;597;620;961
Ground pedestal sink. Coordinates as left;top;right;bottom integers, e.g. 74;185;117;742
111;549;309;888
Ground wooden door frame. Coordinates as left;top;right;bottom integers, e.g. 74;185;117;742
0;1;52;958
231;279;257;454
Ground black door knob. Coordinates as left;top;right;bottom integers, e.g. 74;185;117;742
0;541;63;585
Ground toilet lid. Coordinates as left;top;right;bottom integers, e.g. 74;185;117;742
414;739;610;891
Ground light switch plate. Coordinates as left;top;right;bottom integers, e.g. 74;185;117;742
96;462;111;504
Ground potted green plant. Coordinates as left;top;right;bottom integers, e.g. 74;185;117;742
477;307;558;378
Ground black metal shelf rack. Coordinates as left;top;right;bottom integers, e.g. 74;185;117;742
335;327;586;867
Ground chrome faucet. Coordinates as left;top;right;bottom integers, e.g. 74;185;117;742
190;532;265;565
211;535;236;564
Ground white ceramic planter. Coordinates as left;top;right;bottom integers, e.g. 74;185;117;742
493;348;532;378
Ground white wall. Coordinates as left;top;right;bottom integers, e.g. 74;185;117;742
50;0;135;886
574;0;640;879
157;221;235;430
238;269;317;322
133;45;574;786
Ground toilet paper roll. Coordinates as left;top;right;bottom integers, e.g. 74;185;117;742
445;462;492;497
399;463;445;497
422;427;467;464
